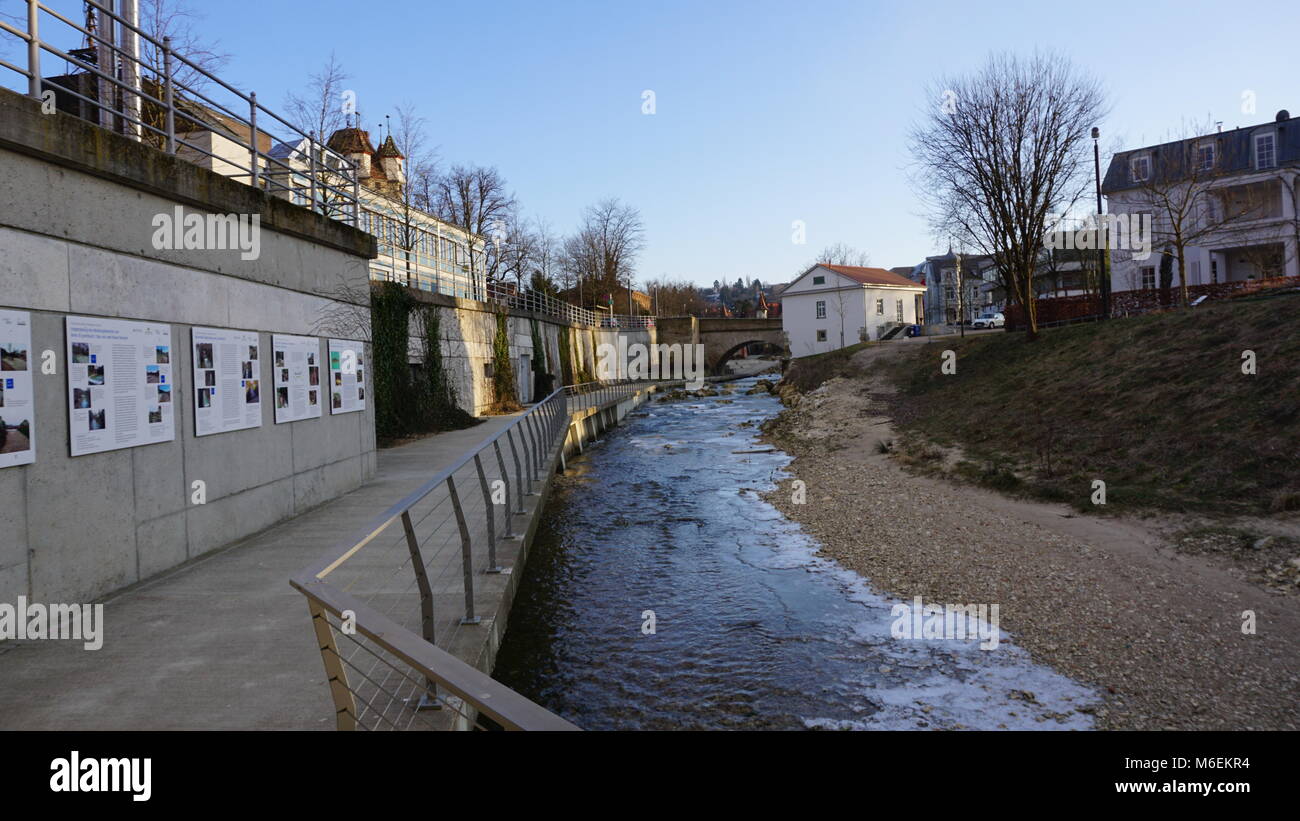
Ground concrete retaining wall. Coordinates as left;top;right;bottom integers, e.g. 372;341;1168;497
0;89;377;605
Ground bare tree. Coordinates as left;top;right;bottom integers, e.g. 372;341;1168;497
910;52;1107;339
390;103;438;289
1124;120;1290;306
815;243;872;267
567;198;645;310
434;164;516;286
281;54;355;218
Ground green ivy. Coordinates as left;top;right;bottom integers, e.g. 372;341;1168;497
491;308;520;412
371;282;413;440
557;325;575;386
418;303;476;431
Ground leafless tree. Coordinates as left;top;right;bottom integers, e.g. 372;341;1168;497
137;0;229;90
280;54;356;218
434;164;516;286
643;278;707;316
390;103;439;289
564;198;645;309
815;243;872;267
1124;119;1289;306
910;52;1108;339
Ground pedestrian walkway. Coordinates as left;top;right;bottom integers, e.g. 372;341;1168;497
0;413;530;730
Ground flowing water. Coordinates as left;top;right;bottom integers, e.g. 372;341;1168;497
493;377;1098;730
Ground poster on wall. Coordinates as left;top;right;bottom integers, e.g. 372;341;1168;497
65;316;175;457
192;326;263;437
327;338;366;415
271;334;322;424
0;309;36;468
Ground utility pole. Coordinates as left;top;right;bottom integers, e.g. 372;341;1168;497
1093;127;1111;319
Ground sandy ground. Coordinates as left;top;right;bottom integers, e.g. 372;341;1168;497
760;343;1300;730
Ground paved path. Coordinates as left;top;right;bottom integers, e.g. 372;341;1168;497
0;413;532;730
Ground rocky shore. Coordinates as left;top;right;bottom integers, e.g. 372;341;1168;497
758;345;1300;730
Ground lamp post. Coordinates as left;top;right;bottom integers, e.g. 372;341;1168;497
1092;127;1111;320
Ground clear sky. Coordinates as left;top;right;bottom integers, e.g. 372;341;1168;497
14;0;1300;287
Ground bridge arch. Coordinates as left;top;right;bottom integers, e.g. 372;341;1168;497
711;339;783;374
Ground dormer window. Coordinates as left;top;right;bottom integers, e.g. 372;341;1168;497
1130;153;1151;182
1255;133;1277;169
1196;141;1215;172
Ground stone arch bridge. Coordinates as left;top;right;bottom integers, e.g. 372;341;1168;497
655;317;787;375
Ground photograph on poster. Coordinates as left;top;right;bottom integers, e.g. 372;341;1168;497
191;327;263;437
158;385;171;403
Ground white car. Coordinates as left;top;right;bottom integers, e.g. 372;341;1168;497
971;312;1004;329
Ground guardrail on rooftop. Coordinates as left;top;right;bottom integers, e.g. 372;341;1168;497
289;381;650;731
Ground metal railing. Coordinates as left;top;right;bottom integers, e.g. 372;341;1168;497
484;281;656;328
1;0;360;224
563;379;645;410
289;381;649;731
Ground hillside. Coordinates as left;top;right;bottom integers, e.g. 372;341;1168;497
800;291;1300;515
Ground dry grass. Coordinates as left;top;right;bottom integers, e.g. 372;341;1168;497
873;291;1300;514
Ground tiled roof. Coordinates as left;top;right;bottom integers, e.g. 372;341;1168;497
819;264;924;288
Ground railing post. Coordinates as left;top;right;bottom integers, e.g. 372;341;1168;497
474;454;504;573
162;36;175;153
446;477;480;625
249;91;260;188
308;130;317;212
307;599;358;730
26;0;39;99
493;439;517;539
506;427;531;503
400;510;442;709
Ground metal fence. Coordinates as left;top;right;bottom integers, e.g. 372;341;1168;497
289;381;649;731
1;0;359;222
484;281;656;328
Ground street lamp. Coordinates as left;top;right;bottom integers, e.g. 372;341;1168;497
1092;126;1111;320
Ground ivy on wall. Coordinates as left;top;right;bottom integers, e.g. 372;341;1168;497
528;317;554;397
372;283;479;442
556;325;575;387
371;282;414;440
490;308;521;413
418;303;476;431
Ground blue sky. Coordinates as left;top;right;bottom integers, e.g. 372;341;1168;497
13;0;1300;287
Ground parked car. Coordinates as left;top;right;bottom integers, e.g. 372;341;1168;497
971;312;1004;329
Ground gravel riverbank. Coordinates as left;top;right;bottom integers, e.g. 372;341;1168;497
759;345;1300;730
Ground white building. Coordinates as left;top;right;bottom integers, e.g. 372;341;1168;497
781;264;926;357
268;127;486;299
1102;109;1300;292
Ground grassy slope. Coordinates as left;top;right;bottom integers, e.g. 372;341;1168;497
875;292;1300;514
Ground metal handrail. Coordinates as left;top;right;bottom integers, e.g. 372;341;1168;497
288;381;651;731
1;0;361;225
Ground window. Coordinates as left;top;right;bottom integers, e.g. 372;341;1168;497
875;298;884;315
812;275;825;285
1140;266;1156;289
1197;141;1215;172
1190;260;1201;285
1211;258;1218;284
1130;154;1151;182
1255;133;1276;169
815;329;827;342
815;300;826;319
896;299;904;323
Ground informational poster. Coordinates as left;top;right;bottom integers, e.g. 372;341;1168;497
271;334;323;424
192;327;263;437
327;338;366;415
65;316;175;457
0;309;36;468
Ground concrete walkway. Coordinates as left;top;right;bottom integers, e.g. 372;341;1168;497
0;413;531;730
